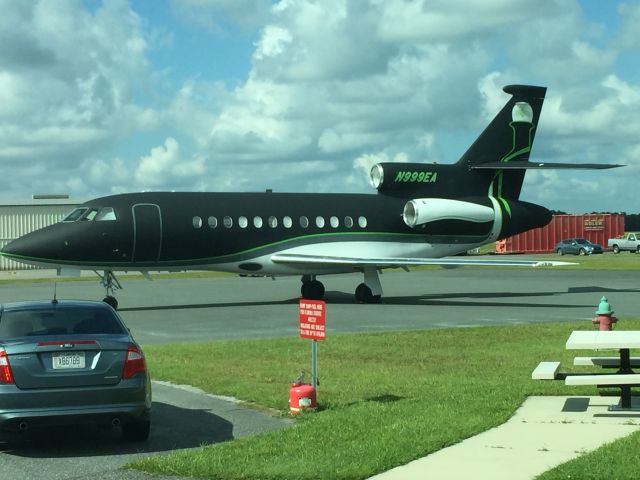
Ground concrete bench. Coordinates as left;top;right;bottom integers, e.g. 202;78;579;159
573;356;640;368
532;361;561;380
565;374;640;386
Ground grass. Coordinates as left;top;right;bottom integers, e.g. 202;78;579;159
129;320;640;480
537;430;640;479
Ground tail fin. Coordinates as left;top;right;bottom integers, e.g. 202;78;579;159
370;84;621;200
457;85;547;200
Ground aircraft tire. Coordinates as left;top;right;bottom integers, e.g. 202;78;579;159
355;283;381;304
103;296;119;310
301;280;325;300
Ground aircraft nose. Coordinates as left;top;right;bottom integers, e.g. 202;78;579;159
0;228;63;265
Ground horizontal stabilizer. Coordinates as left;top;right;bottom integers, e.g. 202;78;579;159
271;253;576;269
471;161;624;170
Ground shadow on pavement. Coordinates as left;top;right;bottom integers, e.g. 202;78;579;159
0;401;233;458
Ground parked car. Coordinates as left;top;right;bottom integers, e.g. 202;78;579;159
555;238;603;256
0;300;151;441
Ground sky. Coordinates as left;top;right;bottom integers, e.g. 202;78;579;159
1;0;639;213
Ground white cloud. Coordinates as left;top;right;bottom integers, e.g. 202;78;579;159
0;0;639;215
135;137;181;186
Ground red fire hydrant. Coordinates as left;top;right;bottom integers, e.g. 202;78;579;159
592;296;618;331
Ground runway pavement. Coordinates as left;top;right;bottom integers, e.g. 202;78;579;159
1;267;638;344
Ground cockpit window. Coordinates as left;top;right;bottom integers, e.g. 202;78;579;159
95;207;117;221
80;208;99;221
62;208;88;222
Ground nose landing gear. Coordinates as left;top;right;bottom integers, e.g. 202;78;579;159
96;270;122;309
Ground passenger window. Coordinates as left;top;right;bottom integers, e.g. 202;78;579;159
62;208;87;222
344;216;354;228
268;216;278;228
208;216;218;228
358;216;368;228
254;216;263;228
95;207;117;221
223;216;233;228
283;216;293;228
330;216;339;228
193;216;203;229
239;216;248;228
300;216;309;228
316;216;325;228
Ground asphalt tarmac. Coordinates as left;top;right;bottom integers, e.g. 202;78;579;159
1;268;638;344
0;266;639;479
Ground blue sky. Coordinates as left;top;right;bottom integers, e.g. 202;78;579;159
1;0;639;213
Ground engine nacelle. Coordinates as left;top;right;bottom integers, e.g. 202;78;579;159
370;163;439;191
403;198;495;228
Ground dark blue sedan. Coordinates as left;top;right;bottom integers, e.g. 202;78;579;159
0;300;151;441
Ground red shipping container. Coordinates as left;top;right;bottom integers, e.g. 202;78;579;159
496;214;625;254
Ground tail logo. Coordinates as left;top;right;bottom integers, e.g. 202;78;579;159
489;101;536;216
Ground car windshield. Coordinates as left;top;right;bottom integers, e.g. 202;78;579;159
575;239;589;244
0;306;126;338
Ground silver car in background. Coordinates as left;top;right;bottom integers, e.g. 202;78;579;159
0;300;151;441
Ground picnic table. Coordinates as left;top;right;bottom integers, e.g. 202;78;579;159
532;331;640;411
564;331;640;410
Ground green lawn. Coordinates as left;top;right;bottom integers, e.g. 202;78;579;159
130;320;640;480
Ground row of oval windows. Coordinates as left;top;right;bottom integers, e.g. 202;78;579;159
193;215;368;230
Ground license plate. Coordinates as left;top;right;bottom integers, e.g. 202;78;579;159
52;352;86;369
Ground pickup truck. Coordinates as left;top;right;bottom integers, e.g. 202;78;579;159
608;233;640;253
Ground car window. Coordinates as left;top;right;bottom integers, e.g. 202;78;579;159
0;306;127;338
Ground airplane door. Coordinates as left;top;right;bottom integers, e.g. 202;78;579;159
132;204;162;263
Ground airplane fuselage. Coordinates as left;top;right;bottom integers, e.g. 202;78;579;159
0;190;550;276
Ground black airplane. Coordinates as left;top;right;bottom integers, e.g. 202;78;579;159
1;85;620;308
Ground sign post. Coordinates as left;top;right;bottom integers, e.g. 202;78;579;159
298;299;326;389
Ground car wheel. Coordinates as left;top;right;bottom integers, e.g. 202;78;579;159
557;249;564;256
579;248;586;256
122;420;150;442
613;245;620;254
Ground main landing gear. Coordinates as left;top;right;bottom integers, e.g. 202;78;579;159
96;270;122;309
301;275;325;300
300;267;384;304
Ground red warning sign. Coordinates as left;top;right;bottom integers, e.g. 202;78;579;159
299;299;326;341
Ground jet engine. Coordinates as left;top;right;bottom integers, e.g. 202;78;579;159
402;198;495;229
370;163;439;192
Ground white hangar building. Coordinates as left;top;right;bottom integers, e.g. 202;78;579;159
0;196;80;271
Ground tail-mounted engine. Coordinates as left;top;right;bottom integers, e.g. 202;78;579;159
401;197;496;236
370;163;439;192
402;198;494;228
400;196;552;240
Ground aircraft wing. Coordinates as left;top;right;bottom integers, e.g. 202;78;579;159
270;253;575;268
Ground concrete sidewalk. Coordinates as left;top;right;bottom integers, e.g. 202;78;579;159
370;396;640;480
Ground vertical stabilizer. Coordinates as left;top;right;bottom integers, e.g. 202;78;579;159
457;85;547;200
